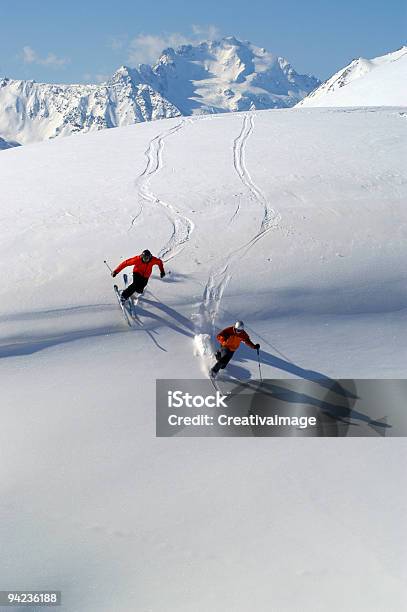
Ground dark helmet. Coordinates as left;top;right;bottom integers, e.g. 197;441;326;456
141;249;152;263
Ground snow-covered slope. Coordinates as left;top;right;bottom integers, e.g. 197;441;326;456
0;37;319;145
0;108;406;611
298;46;407;107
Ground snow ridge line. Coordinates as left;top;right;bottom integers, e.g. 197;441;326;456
131;120;194;262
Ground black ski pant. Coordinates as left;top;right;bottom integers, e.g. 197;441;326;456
121;273;148;300
211;347;234;374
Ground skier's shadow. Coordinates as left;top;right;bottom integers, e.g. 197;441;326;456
137;297;195;338
218;361;252;381
241;347;357;400
226;376;390;436
252;381;387;429
160;272;190;284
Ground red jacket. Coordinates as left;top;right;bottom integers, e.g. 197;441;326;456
114;255;164;279
217;326;256;352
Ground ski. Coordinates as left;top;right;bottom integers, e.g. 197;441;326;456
113;284;133;328
209;373;223;394
218;373;250;386
123;273;144;325
130;297;144;326
208;368;233;395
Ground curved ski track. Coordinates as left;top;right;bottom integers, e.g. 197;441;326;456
233;113;281;232
198;113;282;337
131;120;194;262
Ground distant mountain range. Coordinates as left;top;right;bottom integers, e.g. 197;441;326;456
1;40;405;148
298;46;407;107
0;37;319;145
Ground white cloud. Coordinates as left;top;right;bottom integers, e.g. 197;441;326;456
95;73;110;83
128;33;189;65
127;25;222;65
107;35;128;51
22;46;36;64
82;72;110;84
191;24;221;40
22;46;70;67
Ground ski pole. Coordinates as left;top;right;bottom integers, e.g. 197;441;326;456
104;260;113;274
257;348;263;383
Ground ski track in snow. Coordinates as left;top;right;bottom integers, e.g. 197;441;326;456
233;113;281;232
194;113;282;367
131;120;194;262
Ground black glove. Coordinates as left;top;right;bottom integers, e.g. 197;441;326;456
111;271;117;278
215;350;221;360
160;270;166;278
255;343;260;350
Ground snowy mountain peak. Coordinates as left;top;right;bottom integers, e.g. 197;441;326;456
298;46;407;107
144;37;320;114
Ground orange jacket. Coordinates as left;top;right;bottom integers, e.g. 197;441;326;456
217;326;256;352
114;255;164;279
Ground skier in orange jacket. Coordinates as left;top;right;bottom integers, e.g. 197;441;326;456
210;321;260;378
111;249;165;303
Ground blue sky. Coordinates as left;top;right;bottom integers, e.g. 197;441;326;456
1;0;406;83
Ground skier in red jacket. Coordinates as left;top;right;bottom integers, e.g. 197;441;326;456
210;321;260;378
111;249;165;303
